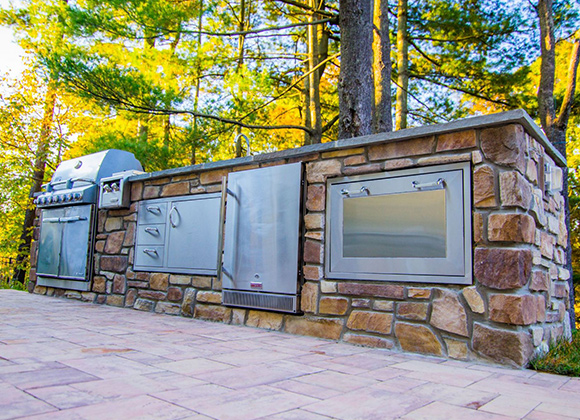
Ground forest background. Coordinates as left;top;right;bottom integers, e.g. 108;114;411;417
0;0;579;324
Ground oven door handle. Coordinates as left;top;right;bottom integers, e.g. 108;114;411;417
44;216;87;223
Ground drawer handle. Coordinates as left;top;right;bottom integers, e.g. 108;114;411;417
412;178;445;190
144;227;159;235
143;249;158;257
341;186;370;198
146;205;161;214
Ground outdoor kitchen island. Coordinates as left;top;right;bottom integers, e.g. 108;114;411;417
29;109;571;368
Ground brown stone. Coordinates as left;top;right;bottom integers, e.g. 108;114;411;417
395;323;443;356
150;273;169;291
306;185;325;212
480;124;526;173
397;302;429;321
383;158;414;170
167;287;183;302
342;163;382;176
473;165;497;208
112;274;126;294
161;182;190;197
369;137;436;161
444;338;468;360
284;316;343;340
344;333;394;349
191;276;212;289
540;232;555;259
304;240;323;264
347;311;393;334
125;289;137;307
473;213;483;244
306;160;342;183
127;280;147;289
489;294;537;325
319;297;349;315
143;185;161;199
344;155;366;166
106;295;124;307
474;248;531;289
352;298;371;308
92;276;106;293
321;148;365;158
407;288;431;299
553;281;569;299
134;298;154;311
338;283;405;299
100;256;128;273
104;231;125;254
138;290;166;300
301;282;318;313
436;130;476;152
304;213;324;230
33;285;47;295
200;169;228;185
500;171;532;209
131;182;143;201
95;240;105;253
303;265;322;281
472;322;533;367
181;288;196;317
462;287;485;314
430;290;468;337
536;295;546;323
105;217;123;232
488;213;535;243
123;222;136;247
155;302;181;315
194;304;231;322
530;270;549;292
197;291;222;304
212;277;222;291
246;310;284;330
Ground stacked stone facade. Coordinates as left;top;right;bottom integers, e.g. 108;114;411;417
29;111;570;367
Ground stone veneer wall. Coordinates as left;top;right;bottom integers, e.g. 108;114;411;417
29;111;571;367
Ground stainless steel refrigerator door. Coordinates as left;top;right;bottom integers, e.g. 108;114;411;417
37;208;66;277
222;163;302;295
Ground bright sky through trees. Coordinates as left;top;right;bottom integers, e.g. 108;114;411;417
0;0;25;79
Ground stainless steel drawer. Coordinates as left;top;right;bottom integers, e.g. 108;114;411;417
136;224;166;245
138;202;167;224
134;245;164;268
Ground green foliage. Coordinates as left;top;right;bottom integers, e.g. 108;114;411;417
530;330;580;376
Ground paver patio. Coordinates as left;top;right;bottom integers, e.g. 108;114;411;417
1;289;579;420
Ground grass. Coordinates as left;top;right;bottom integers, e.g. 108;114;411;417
530;330;580;376
0;276;27;291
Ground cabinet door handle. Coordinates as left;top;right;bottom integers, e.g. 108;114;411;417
169;206;179;228
144;227;159;235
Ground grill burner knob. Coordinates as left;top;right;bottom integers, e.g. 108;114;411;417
65;193;73;202
73;192;83;201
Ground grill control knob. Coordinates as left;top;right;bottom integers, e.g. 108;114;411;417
65;193;73;202
73;192;82;201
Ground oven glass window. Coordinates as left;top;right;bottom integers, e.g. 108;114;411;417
343;189;446;258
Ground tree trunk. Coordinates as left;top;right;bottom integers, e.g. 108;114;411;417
306;0;322;144
338;0;373;139
12;83;58;285
395;0;408;130
235;0;247;156
191;0;204;165
372;0;392;134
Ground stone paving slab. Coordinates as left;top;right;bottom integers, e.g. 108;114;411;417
1;290;579;420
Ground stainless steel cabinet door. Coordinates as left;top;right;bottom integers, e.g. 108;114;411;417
222;163;302;294
37;208;66;276
59;205;92;279
166;197;221;273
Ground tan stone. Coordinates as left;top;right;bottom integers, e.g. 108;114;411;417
397;302;429;321
395;323;443;356
131;182;143;201
303;265;322;281
527;160;538;184
304;213;324;230
373;300;394;312
305;232;322;240
246;310;284;330
530;270;549;292
383;158;414;170
150;273;169;291
430;290;468;337
536;295;546;323
352;298;371;308
306;160;342;183
134;298;155;312
474;248;531;289
472;322;533;367
306;185;325;212
123;222;136;247
407;288;431;299
155;302;181;315
344;333;394;349
436;130;476;152
540;232;555;259
557;209;568;246
320;280;337;293
500;171;532;208
94;240;105;254
472;151;484;164
194;304;231;322
104;231;125;254
342;163;382;176
284;316;343;340
338;283;404;299
143;186;160;199
125;289;137;307
105;217;123;232
106;295;124;307
200;169;228;185
321;147;365;158
344;155;366;166
304;240;323;264
161;182;190;197
488;213;535;243
33;285;47;295
191;276;212;289
480;124;526;173
417;153;471;166
92;276;106;293
212;277;222;291
112;274;126;294
473;165;497;208
445;338;468;360
553;281;570;299
369;137;435;160
347;311;393;334
489;294;537;325
181;289;196;317
233;164;260;172
301;282;319;313
170;275;191;285
231;308;246;325
196;291;221;304
319;297;349;315
462;287;485;314
474;212;483;244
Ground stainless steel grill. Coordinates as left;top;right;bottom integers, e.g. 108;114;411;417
35;150;142;291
